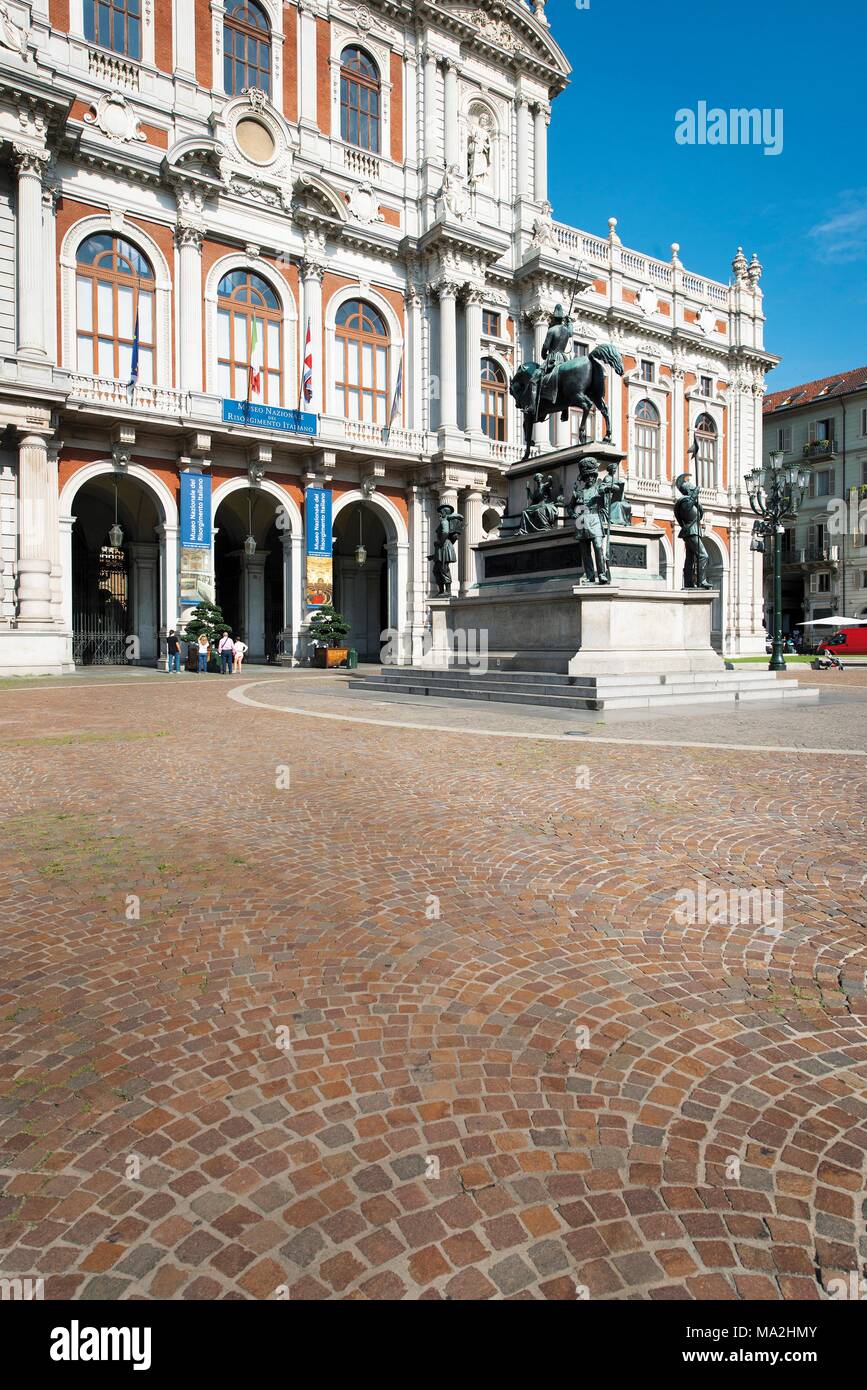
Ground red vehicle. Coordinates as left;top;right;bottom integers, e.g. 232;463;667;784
818;625;867;656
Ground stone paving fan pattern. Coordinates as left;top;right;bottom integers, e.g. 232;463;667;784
0;677;865;1300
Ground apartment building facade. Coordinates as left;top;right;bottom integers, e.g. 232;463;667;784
763;366;867;632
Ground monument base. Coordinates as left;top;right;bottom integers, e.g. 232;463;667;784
426;585;723;676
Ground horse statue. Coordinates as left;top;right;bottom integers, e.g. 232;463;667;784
509;343;624;461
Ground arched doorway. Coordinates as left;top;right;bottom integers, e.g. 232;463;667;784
333;500;387;661
214;487;284;662
70;473;161;664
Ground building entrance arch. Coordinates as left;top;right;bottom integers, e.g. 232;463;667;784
60;464;177;665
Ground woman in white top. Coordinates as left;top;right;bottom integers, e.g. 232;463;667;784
233;639;248;673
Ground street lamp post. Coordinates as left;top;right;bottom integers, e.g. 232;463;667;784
746;450;810;672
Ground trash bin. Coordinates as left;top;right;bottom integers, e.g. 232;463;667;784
347;648;358;669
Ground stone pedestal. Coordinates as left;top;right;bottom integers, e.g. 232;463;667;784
427;585;722;675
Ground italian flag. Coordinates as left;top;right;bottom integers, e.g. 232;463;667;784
248;316;263;401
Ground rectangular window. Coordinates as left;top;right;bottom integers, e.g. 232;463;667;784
574;340;588;359
861;459;867;486
482;310;501;337
700;375;712;397
810;418;832;442
815;471;831;497
862;571;867;588
817;572;831;592
640;359;654;383
861;407;867;435
776;425;792;453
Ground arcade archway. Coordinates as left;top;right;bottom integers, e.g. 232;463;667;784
214;487;285;662
69;473;162;665
332;500;388;661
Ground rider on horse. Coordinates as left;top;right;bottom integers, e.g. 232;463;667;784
534;304;573;422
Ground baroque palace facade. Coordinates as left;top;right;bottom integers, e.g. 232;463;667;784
0;0;775;672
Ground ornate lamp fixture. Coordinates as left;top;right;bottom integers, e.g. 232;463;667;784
747;449;810;672
108;473;124;549
244;490;256;557
355;506;367;567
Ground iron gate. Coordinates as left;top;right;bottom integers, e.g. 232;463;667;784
72;542;129;665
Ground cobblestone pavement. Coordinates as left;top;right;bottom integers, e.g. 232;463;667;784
1;673;865;1301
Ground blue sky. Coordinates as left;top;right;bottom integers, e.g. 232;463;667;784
545;0;866;390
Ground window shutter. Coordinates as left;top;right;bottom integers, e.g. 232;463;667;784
808;421;817;443
809;572;818;594
829;469;836;493
809;471;815;497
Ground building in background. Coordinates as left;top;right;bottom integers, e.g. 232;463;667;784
0;0;775;673
762;366;867;634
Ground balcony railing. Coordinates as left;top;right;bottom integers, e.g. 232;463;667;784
87;46;140;91
68;374;190;415
803;438;836;459
781;544;840;567
344;147;381;181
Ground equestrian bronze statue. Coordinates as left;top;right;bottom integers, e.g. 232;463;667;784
509;318;624;461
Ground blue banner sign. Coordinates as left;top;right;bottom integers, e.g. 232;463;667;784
222;399;317;435
305;487;333;608
180;470;211;550
305;487;332;557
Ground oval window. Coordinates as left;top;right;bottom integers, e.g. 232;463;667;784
235;117;276;164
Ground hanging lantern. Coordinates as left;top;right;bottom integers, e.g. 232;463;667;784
244;489;256;556
108;473;123;549
355;505;367;566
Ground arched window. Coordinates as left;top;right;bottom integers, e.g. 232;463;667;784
224;0;271;97
695;412;718;489
634;398;660;478
481;358;507;441
217;270;282;404
76;233;155;383
84;0;142;61
334;299;390;423
340;47;380;153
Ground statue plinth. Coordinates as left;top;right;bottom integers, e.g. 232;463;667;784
499;442;627;538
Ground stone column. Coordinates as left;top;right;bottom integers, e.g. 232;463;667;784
460;487;484;594
298;0;318;127
438;284;459;431
176;224;203;393
516;98;530;197
405;285;424;432
13;146;50;358
174;0;196;78
442;59;458;168
42;184;58;362
158;523;180;635
530;310;550;448
404;49;418;166
532;104;549;204
423;50;438;163
17;432;53;622
240;550;268;661
301;247;325;416
46;439;63;624
129;542;160;662
464;289;483;438
407;483;427;663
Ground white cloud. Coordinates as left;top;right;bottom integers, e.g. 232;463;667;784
809;193;867;262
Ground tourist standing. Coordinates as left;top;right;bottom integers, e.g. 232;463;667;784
167;629;181;673
218;631;234;674
233;638;248;673
197;633;209;673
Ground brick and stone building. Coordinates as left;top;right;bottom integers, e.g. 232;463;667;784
0;0;775;673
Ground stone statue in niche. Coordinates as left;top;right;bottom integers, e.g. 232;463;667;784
466;107;493;188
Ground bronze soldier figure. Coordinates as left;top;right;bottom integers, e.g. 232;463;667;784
567;457;610;585
674;473;711;589
429;504;465;595
532;303;573;423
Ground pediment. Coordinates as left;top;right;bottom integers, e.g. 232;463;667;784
426;0;571;86
292;173;350;226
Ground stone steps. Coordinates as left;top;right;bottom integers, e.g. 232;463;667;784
347;667;820;712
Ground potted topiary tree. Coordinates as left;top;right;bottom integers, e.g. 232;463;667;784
308;604;351;668
184;600;232;672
